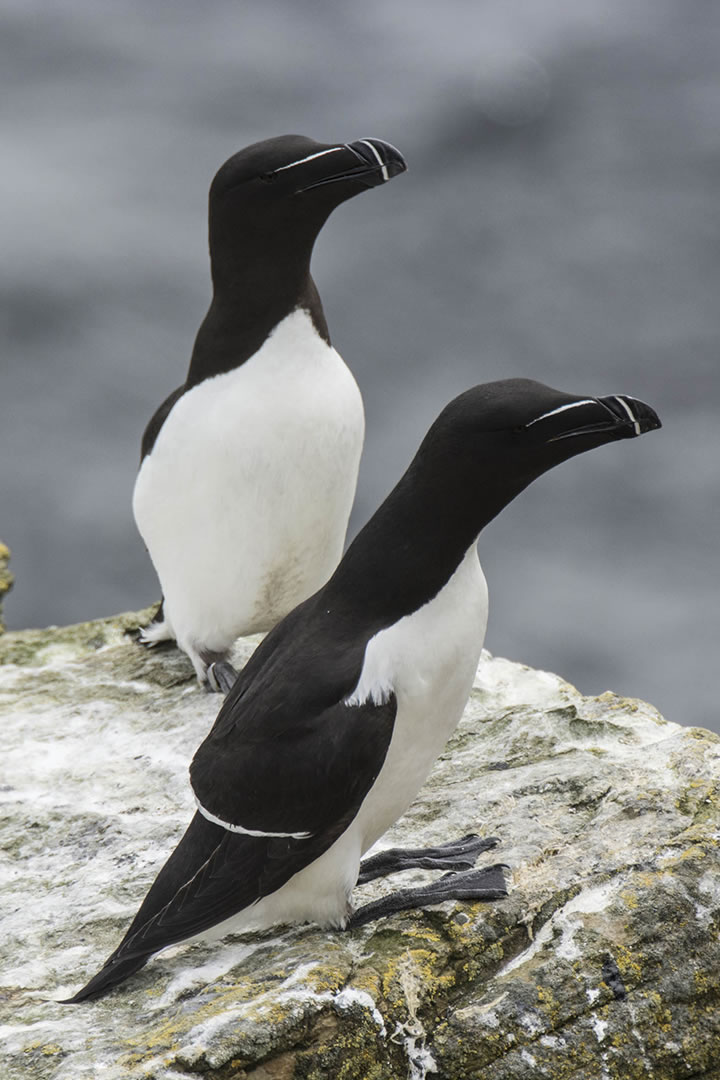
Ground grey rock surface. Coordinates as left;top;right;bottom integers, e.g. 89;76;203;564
1;611;719;1079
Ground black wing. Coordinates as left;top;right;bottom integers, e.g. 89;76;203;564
63;694;396;1003
189;592;377;830
190;665;395;829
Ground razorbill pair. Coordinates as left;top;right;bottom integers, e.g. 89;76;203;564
133;135;407;689
64;378;660;1002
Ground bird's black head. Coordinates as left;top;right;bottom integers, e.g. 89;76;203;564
186;135;406;383
207;135;406;280
329;377;660;632
211;135;406;199
432;377;660;452
417;377;661;532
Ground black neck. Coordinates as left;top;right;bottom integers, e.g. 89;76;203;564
322;445;530;635
185;212;331;389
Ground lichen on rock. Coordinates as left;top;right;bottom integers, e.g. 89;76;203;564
0;541;14;631
1;610;719;1079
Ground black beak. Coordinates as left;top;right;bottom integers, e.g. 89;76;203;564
294;138;407;193
344;139;408;186
596;395;662;437
547;395;662;443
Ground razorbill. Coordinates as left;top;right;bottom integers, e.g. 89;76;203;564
133;135;407;689
64;379;660;1002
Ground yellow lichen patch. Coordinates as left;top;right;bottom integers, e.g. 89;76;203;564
380;947;454;1014
350;967;383;1001
0;541;14;631
692;966;720;998
594;692;640;714
620;889;639;910
400;924;445;948
659;844;709;870
534;983;563;1028
613;944;644;986
629;870;658;892
662;825;720;850
675;778;716;814
686;728;720;744
122;1010;204;1059
444;918;471;946
288;951;351;996
36;1045;63;1059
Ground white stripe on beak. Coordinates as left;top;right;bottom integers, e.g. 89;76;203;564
614;396;642;436
359;139;390;182
272;146;347;173
524;399;597;428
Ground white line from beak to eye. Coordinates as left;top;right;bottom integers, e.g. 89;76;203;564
273;146;347;173
195;796;312;838
614;396;642;435
524;399;597;427
359;139;389;181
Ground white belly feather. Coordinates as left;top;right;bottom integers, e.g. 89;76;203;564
346;545;488;854
132;309;364;677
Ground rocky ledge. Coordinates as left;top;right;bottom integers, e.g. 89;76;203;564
1;610;719;1080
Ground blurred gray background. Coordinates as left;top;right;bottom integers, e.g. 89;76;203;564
1;1;718;729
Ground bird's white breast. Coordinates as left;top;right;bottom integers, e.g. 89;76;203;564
132;308;364;675
347;544;489;852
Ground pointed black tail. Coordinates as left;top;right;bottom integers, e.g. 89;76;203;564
58;952;151;1004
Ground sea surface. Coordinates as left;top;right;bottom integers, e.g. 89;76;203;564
1;0;718;730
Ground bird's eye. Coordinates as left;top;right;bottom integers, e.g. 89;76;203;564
259;171;278;183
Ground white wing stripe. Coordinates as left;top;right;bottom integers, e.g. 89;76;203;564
195;796;312;838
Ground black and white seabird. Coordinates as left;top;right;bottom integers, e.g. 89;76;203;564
133;135;406;688
64;379;661;1002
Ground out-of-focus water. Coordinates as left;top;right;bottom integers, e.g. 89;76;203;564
1;1;718;729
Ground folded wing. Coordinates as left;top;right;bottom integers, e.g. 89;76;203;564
63;691;395;1002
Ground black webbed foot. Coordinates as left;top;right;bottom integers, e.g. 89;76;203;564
347;864;508;929
357;834;500;885
206;661;239;695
